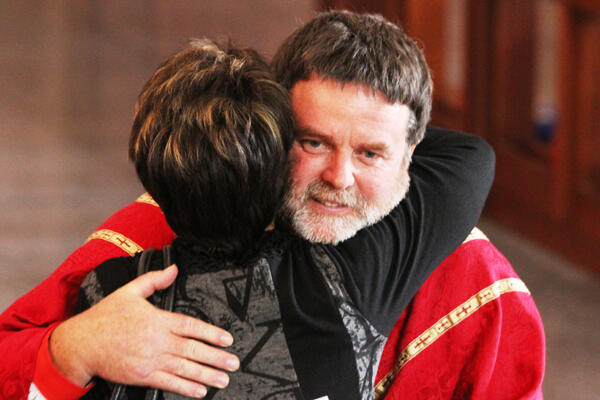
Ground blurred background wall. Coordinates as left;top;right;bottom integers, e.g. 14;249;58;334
1;0;599;398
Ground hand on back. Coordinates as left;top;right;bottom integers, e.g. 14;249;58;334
49;265;239;398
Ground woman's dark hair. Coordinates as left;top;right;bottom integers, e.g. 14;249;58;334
129;39;294;254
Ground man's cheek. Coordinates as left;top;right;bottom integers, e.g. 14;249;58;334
288;145;301;164
287;150;303;178
289;155;316;184
356;181;377;204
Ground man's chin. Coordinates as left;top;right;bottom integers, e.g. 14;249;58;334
287;211;367;244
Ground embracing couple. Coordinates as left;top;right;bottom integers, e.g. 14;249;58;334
0;10;544;400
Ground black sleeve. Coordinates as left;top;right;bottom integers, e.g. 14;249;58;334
323;126;495;334
73;255;140;315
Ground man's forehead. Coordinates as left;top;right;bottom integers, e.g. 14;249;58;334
290;74;411;150
291;74;394;105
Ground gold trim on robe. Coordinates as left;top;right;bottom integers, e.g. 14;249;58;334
135;193;159;207
85;229;144;256
374;245;531;399
463;226;488;243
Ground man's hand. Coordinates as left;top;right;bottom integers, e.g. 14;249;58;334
49;265;239;398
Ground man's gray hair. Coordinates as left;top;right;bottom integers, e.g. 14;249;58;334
271;10;432;145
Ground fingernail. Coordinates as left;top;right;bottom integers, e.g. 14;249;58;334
221;333;233;346
196;386;207;398
226;357;240;371
216;374;229;389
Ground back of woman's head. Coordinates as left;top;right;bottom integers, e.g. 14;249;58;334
129;39;295;254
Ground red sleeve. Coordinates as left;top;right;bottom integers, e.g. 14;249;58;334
0;195;174;400
32;327;92;400
376;229;546;400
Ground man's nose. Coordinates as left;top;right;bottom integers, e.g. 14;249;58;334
321;152;355;189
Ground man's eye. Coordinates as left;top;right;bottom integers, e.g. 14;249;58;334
361;149;381;160
300;139;326;153
358;150;382;165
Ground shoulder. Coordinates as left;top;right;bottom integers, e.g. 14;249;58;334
91;194;176;251
376;228;545;398
408;228;531;312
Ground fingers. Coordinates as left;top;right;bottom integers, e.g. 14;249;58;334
147;370;208;399
161;354;230;390
171;313;235;349
130;264;179;298
171;336;239;373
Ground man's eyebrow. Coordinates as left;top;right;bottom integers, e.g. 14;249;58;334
357;142;391;156
295;128;334;145
296;128;392;155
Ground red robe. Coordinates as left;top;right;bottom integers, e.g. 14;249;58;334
375;229;546;399
0;195;545;399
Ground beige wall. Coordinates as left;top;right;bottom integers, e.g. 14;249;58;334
1;0;316;146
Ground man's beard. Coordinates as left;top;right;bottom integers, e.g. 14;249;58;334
278;152;412;244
